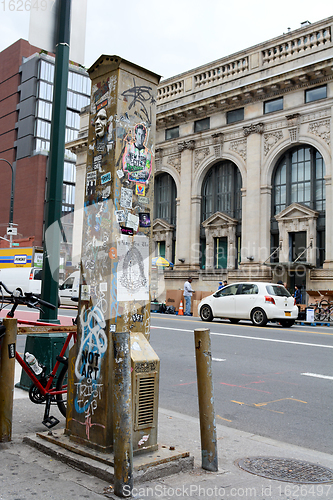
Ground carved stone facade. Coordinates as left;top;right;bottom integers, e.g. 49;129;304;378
154;16;333;295
275;204;319;265
68;17;333;298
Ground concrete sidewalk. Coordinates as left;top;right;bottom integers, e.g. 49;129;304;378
1;386;333;500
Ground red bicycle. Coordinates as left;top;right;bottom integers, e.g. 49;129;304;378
0;281;77;429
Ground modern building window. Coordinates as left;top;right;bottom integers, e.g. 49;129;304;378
37;100;52;121
67;91;90;111
64;162;76;183
305;85;327;103
194;117;210;133
66;110;80;129
226;108;244;124
39;60;54;83
68;70;91;95
38;81;53;101
273;146;325;215
201;161;242;221
35;119;51;140
65;128;78;143
165;126;179;140
154;173;177;225
264;97;283;114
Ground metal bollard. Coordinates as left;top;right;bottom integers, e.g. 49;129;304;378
0;318;17;442
112;331;133;497
194;328;218;472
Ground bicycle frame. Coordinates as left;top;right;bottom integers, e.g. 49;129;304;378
15;328;75;399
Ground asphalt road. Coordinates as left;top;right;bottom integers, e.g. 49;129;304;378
7;306;333;454
149;313;333;455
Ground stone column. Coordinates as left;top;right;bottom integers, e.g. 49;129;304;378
66;55;160;451
191;195;202;269
323;175;333;268
204;228;214;271
241;124;264;263
259;186;272;263
175;140;195;267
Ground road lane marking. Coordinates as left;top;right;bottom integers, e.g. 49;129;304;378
231;397;307;414
254;398;307;406
301;372;333;381
151;314;333;335
153;326;333;349
212;357;226;362
217;414;232;422
230;400;283;413
220;382;270;393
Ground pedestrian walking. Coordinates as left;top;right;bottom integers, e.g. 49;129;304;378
184;277;195;316
294;285;302;304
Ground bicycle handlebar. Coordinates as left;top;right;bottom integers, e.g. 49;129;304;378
0;281;56;313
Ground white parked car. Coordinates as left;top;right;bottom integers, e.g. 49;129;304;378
198;282;298;327
58;271;79;306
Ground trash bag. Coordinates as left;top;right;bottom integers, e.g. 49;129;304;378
159;303;167;313
165;305;175;314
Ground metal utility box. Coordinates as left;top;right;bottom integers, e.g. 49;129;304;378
131;332;160;454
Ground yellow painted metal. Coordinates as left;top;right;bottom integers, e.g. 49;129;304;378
113;331;133;497
194;328;218;472
0;318;17;442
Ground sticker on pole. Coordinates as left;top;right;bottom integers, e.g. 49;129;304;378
8;343;16;359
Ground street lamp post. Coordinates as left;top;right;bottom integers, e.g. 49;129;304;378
0;158;15;248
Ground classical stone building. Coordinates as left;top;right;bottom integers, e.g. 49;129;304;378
69;17;333;299
153;16;333;297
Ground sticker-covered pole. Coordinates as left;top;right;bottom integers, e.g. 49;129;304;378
0;319;17;442
194;328;218;472
66;55;160;451
112;331;133;497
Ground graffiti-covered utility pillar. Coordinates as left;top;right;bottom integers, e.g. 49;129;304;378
66;56;160;452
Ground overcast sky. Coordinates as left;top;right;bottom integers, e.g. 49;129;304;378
1;0;332;81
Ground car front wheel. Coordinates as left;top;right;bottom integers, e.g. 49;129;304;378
200;305;213;322
251;308;267;327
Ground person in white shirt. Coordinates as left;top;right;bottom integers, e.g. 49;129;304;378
183;277;195;316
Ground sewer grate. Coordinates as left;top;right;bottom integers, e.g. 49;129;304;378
236;457;333;484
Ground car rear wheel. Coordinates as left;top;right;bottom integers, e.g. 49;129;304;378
200;305;213;322
251;308;267;327
279;319;295;327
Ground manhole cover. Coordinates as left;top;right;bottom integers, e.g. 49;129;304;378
236;457;333;484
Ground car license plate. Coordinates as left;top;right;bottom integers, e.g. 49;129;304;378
285;312;291;317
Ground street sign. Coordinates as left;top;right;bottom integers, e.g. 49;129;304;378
29;0;87;66
7;227;17;235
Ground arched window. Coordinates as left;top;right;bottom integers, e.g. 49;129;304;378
273;146;325;214
154;173;177;225
272;145;326;268
201;161;242;221
201;161;242;270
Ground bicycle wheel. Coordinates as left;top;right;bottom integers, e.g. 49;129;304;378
317;309;328;322
56;365;68;418
313;306;321;321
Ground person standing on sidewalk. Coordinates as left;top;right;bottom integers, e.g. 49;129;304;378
183;277;195;316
